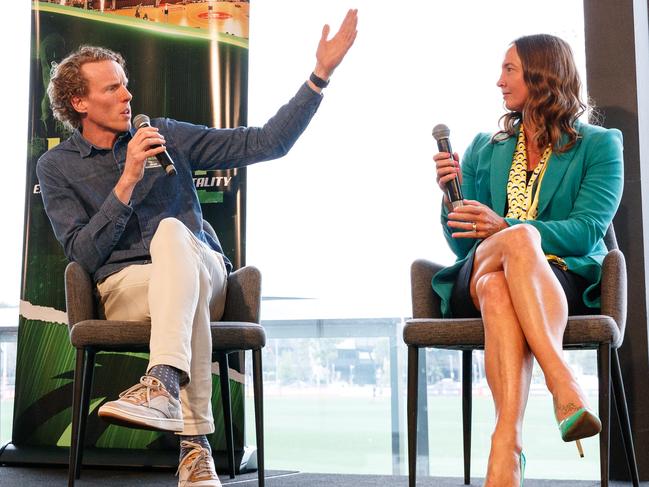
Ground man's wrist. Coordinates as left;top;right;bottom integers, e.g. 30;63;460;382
114;177;137;205
313;62;331;80
309;72;329;89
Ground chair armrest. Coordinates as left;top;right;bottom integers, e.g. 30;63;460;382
64;261;96;330
222;266;262;323
600;249;627;344
411;259;444;319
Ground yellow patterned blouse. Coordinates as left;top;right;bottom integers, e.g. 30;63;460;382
505;124;552;221
505;125;567;270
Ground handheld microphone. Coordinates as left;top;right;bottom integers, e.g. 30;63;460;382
133;114;177;176
432;123;463;209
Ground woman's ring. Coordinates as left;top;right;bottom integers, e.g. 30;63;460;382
472;222;477;232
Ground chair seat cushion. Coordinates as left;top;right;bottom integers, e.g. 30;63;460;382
403;315;620;349
70;320;266;351
210;322;266;351
404;318;484;349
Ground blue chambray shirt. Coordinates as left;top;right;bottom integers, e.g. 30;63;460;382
37;83;322;283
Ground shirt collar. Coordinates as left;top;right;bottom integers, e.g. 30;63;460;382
71;129;132;158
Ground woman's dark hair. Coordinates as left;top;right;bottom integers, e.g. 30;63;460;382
494;34;587;152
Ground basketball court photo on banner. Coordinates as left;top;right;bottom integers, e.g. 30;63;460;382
64;0;250;37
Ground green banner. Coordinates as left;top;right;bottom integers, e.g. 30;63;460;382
14;0;249;463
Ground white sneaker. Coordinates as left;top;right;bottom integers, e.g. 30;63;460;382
98;375;183;432
176;441;222;487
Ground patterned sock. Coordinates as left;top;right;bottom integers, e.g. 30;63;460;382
180;435;212;460
147;364;181;400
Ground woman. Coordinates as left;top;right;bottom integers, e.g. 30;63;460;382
432;34;623;487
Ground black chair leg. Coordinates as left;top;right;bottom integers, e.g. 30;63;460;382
407;346;419;487
75;349;95;480
462;350;472;485
252;349;264;487
611;349;640;486
217;352;236;479
68;348;86;487
598;344;611;487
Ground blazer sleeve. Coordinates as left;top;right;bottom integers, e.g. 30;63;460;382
505;128;623;257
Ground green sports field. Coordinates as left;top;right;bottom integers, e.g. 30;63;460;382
1;391;601;480
244;392;600;480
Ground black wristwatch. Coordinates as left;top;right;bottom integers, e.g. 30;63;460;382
309;72;329;89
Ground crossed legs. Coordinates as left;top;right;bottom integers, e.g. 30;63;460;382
97;217;228;434
97;217;226;486
470;224;589;486
148;217;228;435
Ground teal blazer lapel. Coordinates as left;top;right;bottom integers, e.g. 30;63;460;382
490;135;516;216
536;134;580;217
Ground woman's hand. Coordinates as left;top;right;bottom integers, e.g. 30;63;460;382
434;151;461;194
447;199;509;239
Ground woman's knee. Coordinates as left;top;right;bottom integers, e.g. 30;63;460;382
475;271;511;316
474;224;542;271
500;224;541;250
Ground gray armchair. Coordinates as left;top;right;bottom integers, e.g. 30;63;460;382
403;225;639;487
64;225;266;487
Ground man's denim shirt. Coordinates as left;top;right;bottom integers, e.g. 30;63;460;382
37;83;322;283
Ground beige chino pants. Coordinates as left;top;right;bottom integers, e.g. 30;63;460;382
97;217;228;435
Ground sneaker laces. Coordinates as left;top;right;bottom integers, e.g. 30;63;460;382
118;376;164;406
176;442;215;480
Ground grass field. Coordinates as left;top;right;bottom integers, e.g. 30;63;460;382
1;389;600;481
244;391;600;480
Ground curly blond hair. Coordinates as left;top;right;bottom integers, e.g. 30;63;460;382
494;34;587;153
47;46;126;130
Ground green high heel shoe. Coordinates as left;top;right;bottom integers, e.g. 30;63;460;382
519;452;526;487
558;407;602;457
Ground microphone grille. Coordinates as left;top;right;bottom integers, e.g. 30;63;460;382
432;123;450;141
133;113;151;128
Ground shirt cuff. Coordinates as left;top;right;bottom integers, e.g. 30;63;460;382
300;81;325;101
101;190;133;227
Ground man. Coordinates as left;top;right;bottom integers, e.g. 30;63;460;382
37;10;357;487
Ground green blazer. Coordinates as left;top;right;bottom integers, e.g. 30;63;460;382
431;121;624;317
